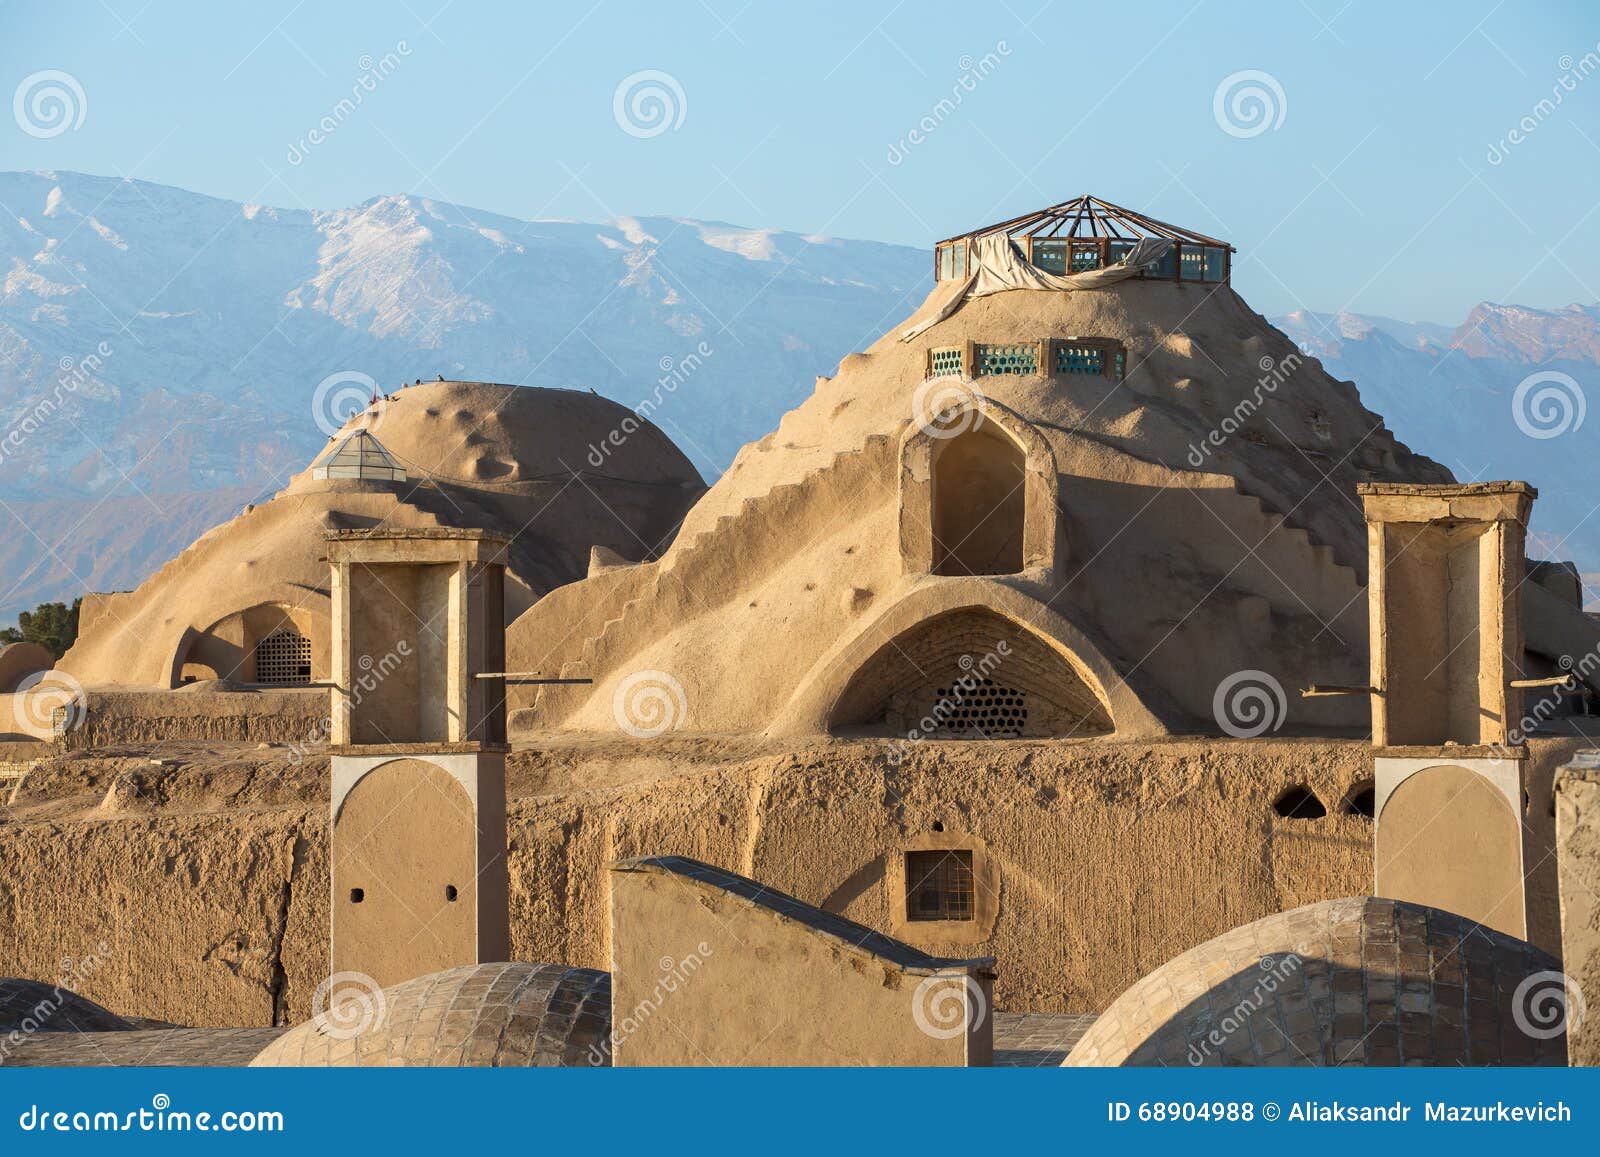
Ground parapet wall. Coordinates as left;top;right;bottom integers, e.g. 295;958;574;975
60;689;330;750
609;856;993;1065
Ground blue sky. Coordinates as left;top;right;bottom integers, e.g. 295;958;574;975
4;0;1598;322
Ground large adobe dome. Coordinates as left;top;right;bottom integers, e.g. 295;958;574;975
250;963;611;1067
508;198;1600;739
59;381;703;689
1064;897;1568;1067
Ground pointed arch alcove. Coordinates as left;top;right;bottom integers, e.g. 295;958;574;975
899;398;1059;577
828;605;1113;738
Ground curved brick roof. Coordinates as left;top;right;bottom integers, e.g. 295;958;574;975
1065;897;1568;1067
251;962;611;1067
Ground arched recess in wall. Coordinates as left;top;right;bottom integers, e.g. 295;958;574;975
332;758;476;989
828;605;1114;738
898;398;1059;577
172;600;329;687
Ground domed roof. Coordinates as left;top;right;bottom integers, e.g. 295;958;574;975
250;963;611;1067
60;381;707;690
308;380;701;489
1064;897;1569;1067
0;978;132;1033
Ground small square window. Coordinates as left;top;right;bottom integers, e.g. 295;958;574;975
905;850;975;922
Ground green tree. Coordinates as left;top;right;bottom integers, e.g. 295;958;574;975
0;598;81;658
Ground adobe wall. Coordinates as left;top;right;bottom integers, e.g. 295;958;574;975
60;689;330;749
609;857;992;1065
1555;761;1600;1066
0;734;1584;1029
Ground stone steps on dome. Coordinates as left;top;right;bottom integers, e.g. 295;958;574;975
540;434;895;710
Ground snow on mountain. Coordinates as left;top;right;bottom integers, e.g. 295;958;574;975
1;170;1595;617
1274;306;1599;609
0;170;929;616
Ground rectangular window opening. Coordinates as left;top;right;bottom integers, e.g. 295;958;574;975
905;850;976;922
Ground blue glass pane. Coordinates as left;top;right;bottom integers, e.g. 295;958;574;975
1032;239;1068;274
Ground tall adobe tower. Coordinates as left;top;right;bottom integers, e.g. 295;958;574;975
325;528;511;988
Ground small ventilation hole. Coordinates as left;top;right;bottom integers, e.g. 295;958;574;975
1273;786;1326;820
931;821;944;832
444;885;459;902
349;888;364;903
1343;783;1375;820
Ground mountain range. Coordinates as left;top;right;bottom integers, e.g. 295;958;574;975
0;170;1594;617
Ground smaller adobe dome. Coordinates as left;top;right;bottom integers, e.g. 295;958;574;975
250;963;611;1067
0;978;132;1033
318;380;701;488
1065;897;1568;1067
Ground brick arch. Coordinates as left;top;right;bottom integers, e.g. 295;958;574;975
827;605;1113;738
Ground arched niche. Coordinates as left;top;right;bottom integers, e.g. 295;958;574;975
173;601;329;687
828;605;1113;738
898;398;1059;577
332;758;477;989
1376;764;1524;937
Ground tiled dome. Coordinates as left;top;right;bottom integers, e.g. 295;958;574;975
251;963;611;1067
1065;897;1568;1067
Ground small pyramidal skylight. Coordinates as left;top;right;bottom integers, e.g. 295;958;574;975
311;430;407;482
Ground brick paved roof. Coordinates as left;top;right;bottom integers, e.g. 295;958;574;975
1064;897;1567;1067
0;978;132;1033
250;962;611;1067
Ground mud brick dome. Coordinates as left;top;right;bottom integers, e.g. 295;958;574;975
1064;897;1568;1067
54;380;703;691
250;963;612;1067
